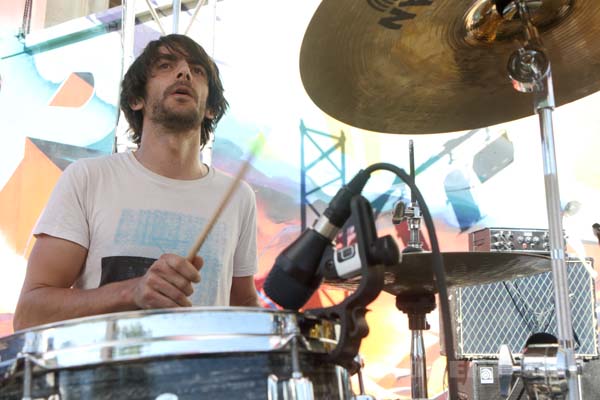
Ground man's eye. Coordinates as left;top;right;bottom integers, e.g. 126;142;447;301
192;67;205;75
158;63;171;69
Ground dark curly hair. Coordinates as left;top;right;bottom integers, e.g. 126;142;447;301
119;34;228;147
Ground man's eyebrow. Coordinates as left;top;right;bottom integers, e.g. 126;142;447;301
154;53;205;69
187;57;204;66
154;54;178;63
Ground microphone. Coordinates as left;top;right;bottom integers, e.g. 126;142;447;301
263;170;371;309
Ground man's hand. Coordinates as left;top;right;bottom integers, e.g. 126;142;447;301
133;254;203;309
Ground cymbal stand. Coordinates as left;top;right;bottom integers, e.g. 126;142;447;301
500;1;580;398
395;293;436;400
392;206;431;399
393;140;423;253
392;139;432;398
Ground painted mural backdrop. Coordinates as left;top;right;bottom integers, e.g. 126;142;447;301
1;1;600;398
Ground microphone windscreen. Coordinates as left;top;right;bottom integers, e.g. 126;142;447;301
263;266;318;310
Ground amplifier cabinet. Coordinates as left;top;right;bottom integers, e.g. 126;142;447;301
449;257;597;359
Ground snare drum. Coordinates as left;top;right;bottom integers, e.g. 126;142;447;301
0;308;353;399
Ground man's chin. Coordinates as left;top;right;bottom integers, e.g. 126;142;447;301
151;102;203;131
156;114;201;132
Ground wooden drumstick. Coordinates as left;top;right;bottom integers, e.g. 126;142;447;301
186;136;263;262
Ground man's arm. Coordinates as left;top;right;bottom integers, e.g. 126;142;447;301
14;235;202;331
230;275;260;307
13;235;140;330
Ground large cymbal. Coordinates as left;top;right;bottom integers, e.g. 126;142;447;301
325;251;551;295
299;0;600;134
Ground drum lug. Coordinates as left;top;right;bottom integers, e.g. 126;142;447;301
268;373;315;400
20;331;39;400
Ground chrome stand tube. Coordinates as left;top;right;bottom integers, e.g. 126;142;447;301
536;94;580;400
396;294;435;400
411;330;428;399
505;2;581;397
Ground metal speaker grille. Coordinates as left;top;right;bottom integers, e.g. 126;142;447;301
454;258;598;358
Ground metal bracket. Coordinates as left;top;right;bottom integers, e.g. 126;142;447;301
498;333;582;399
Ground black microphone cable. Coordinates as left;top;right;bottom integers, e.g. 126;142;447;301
362;162;459;400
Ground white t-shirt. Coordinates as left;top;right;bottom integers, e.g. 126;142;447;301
33;151;258;306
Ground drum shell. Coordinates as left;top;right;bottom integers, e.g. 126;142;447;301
0;352;350;399
0;308;352;399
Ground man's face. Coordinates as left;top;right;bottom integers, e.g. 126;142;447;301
139;46;212;133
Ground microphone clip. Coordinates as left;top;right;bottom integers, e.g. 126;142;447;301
307;195;399;374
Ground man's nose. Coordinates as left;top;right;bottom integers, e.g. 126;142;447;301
176;64;191;80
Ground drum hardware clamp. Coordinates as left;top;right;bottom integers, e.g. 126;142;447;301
392;139;422;254
498;334;584;400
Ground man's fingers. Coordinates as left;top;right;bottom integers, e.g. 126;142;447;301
135;255;201;310
147;275;192;307
160;254;201;283
191;255;204;271
146;292;181;309
191;256;203;283
136;281;183;309
153;266;195;295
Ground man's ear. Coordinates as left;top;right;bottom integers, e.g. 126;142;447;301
205;108;215;120
130;97;144;111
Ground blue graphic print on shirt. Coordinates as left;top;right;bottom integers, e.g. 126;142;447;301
113;209;227;305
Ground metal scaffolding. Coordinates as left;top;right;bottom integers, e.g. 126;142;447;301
299;119;347;244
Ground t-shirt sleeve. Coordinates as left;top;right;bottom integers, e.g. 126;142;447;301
32;161;90;249
232;182;258;277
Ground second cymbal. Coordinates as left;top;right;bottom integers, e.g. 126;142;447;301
325;251;552;295
299;0;600;135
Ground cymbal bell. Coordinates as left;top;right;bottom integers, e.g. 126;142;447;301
299;0;600;135
325;251;552;295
